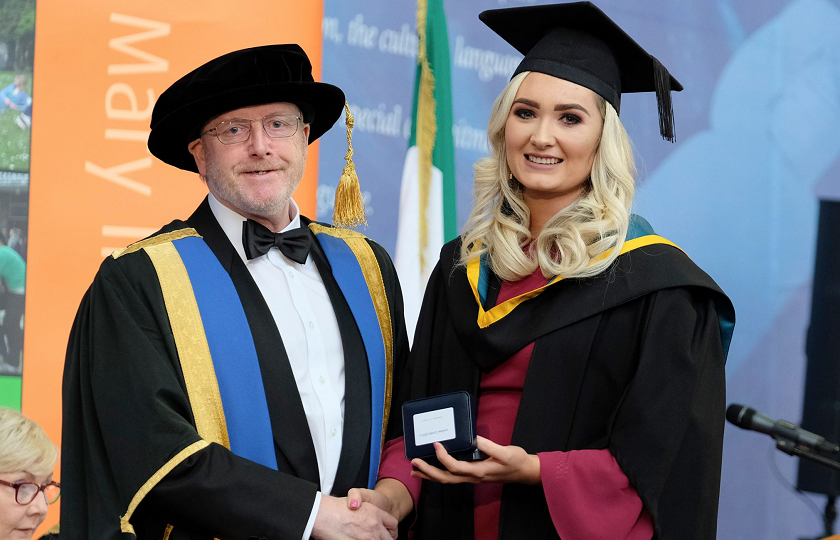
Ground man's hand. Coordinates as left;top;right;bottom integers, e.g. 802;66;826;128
311;494;397;540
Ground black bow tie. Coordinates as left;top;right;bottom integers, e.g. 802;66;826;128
242;219;311;264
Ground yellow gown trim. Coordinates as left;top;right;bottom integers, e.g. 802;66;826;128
467;235;682;329
144;240;230;447
111;228;201;259
119;440;210;535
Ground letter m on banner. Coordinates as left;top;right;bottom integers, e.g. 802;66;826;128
108;13;170;74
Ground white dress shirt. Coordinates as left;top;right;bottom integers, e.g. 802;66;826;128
208;194;344;539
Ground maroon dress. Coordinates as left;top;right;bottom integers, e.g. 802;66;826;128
379;268;654;540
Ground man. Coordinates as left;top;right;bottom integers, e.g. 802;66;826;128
61;45;408;540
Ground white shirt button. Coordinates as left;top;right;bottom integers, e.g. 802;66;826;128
288;271;294;279
319;376;326;384
309;321;315;329
331;427;338;437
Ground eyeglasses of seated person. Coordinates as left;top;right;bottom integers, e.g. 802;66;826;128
0;479;60;505
0;408;59;540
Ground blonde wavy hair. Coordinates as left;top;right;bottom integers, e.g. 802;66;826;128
0;408;58;476
460;71;636;281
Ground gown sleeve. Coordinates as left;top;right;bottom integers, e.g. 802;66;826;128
607;286;727;540
377;436;423;514
62;254;318;540
538;449;653;540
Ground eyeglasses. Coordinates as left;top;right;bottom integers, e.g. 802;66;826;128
0;479;61;505
201;114;302;145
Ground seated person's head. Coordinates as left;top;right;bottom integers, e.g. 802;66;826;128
13;76;26;91
0;408;59;540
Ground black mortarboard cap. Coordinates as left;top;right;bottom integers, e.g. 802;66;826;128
480;2;682;142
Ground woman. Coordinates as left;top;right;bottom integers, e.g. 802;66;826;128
0;408;59;540
351;3;734;539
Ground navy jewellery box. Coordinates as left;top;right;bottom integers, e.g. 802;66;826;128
402;391;484;466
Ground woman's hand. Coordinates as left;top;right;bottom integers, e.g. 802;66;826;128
346;478;414;522
410;436;541;485
346;487;393;515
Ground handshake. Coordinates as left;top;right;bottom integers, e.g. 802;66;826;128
309;436;533;539
311;479;411;540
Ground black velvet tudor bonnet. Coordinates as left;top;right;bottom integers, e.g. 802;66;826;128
479;1;683;141
147;44;345;173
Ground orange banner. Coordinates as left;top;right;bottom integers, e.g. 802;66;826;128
25;1;323;534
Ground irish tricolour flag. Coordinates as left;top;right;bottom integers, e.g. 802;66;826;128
395;0;457;342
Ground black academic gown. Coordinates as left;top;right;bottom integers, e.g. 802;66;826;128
61;198;409;540
389;238;734;540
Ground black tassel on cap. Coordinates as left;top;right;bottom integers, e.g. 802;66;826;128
652;56;676;142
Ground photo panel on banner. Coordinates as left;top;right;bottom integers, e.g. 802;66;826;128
0;0;34;407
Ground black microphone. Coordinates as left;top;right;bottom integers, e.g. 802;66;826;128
726;404;840;454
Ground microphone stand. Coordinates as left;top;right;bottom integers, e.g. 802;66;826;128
776;439;840;472
775;439;840;539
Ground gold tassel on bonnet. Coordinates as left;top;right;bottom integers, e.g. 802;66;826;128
332;102;367;228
